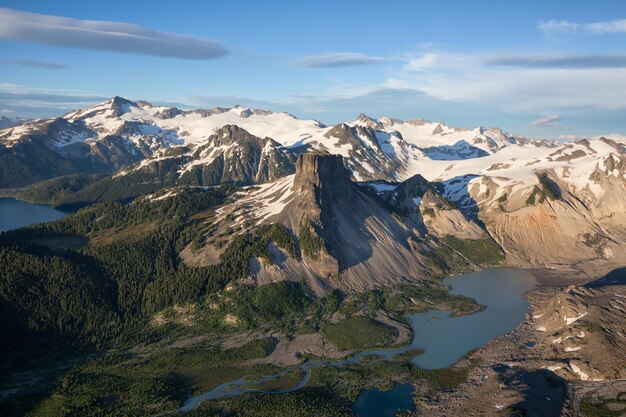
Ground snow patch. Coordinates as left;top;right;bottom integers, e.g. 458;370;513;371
564;312;588;325
365;182;398;193
569;363;589;380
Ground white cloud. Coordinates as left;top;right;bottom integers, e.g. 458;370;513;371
539;18;626;34
405;53;440;70
587;20;626;33
397;50;626;111
538;20;581;34
0;7;227;60
532;115;561;127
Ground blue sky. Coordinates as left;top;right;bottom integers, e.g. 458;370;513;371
1;0;625;139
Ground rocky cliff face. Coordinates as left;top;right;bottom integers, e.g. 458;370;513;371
434;137;626;274
293;153;353;209
474;161;626;271
288;153;354;277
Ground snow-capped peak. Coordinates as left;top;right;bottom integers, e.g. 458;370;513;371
352;113;381;128
65;96;138;122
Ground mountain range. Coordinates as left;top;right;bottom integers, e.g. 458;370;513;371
0;96;552;188
2;96;625;279
1;97;625;417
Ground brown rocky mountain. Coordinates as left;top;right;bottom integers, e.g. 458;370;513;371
185;152;499;294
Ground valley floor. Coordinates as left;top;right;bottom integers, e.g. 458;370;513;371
2;268;624;417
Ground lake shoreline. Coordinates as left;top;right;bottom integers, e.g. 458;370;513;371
179;268;537;413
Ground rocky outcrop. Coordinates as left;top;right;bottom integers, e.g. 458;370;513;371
290;153;353;276
380;174;432;216
380;174;486;239
293;152;353;208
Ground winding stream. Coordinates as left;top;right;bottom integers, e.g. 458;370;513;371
180;268;537;413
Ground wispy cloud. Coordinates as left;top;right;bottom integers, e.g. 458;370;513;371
405;51;626;70
0;82;108;113
537;20;580;34
6;59;69;70
486;53;626;69
294;53;385;68
539;19;626;34
0;7;227;60
531;115;561;127
398;50;626;111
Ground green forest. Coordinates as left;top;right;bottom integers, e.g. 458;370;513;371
0;185;305;357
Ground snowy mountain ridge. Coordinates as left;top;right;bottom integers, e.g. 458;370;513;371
0;96;624;197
